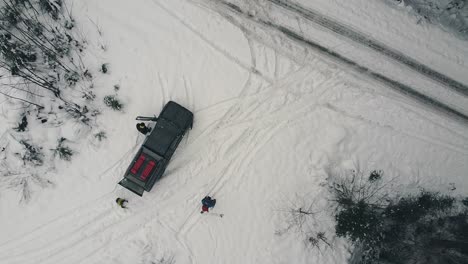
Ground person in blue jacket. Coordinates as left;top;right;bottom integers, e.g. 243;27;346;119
200;196;216;214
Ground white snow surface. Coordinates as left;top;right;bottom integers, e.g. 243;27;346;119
1;0;468;263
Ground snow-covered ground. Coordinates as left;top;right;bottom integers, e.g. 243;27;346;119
1;0;467;263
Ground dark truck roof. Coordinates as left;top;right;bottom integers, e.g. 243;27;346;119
159;101;193;130
144;118;180;157
118;101;193;196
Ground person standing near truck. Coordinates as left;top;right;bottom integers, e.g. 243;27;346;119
136;122;151;135
116;198;128;208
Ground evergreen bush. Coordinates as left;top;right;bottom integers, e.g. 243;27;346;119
329;170;468;264
17;140;44;166
104;95;124;111
52;137;73;161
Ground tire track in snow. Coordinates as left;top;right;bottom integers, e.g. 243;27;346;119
48;171;214;264
203;63;468;157
174;75;288;244
117;69;290;252
13;125;221;264
7;194;167;264
177;118;286;256
324;103;468;156
69;216;192;264
184;27;273;146
150;0;273;85
41;176;202;264
177;71;323;240
0;136;142;252
0;207;114;259
2;209;124;264
176;87;330;263
212;1;468;124
151;219;196;264
267;0;468;97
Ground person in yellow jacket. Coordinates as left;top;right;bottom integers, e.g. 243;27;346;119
116;198;128;208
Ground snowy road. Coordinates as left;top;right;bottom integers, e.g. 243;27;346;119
198;0;468;123
267;0;468;96
1;0;467;263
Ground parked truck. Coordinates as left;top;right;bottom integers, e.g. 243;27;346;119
118;101;193;196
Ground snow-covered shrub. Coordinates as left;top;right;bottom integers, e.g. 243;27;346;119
385;0;468;39
104;95;124;111
329;170;468;264
101;63;109;74
154;254;175;264
16;139;44;166
306;231;331;249
14;115;28;132
52;137;73;161
274;194;332;250
38;0;62;20
94;131;107;141
368;170;383;182
0;0;111;202
0;0;102;122
8;173;54;203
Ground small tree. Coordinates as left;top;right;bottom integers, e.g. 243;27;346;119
16;139;44;166
94;131;106;141
275;194;331;250
52;137;73;161
103;95;124;111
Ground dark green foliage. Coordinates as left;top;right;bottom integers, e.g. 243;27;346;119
52;137;73;161
368;170;382;182
386;191;455;224
335;200;382;244
103;95;123;111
